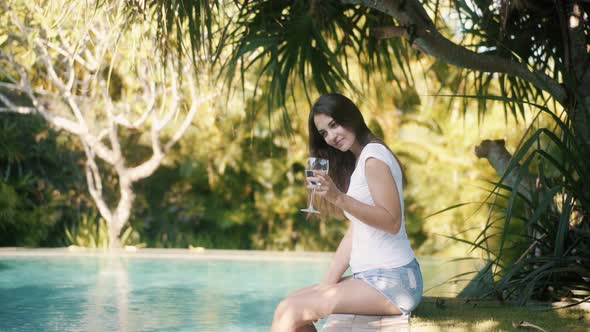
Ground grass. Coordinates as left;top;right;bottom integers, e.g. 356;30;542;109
410;297;588;332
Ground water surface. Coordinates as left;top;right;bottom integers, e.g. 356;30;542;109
0;251;476;331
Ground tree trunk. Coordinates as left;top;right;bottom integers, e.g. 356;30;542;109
572;97;590;159
475;139;542;257
474;139;534;201
108;225;122;249
566;0;590;199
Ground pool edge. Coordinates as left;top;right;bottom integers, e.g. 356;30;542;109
0;247;334;262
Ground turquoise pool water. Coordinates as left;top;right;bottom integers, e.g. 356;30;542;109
0;251;475;331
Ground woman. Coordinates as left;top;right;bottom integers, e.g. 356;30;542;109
271;93;423;332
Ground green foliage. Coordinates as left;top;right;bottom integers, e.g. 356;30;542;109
65;210;144;248
126;0;218;67
218;0;417;119
130;95;346;251
224;1;349;108
65;211;109;248
145;0;590;128
447;0;589;120
0;114;84;247
444;98;590;305
0;182;18;221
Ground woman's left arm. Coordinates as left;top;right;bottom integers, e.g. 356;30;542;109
313;158;402;234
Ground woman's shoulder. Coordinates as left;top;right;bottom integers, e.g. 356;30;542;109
363;142;393;158
362;143;401;170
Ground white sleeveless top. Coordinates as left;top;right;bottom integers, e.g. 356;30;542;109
345;143;415;273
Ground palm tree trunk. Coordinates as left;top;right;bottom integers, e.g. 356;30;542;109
474;139;533;201
566;0;590;198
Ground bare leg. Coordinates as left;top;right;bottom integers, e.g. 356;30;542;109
276;276;352;332
270;277;401;332
286;276;351;298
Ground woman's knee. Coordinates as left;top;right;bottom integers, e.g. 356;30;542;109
275;297;295;317
274;296;306;326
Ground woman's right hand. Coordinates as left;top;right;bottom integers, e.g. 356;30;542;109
307;171;343;204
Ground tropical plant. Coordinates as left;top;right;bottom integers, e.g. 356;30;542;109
65;209;144;248
65;210;109;248
447;99;590;305
141;0;588;136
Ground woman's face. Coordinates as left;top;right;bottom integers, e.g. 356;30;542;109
314;113;356;152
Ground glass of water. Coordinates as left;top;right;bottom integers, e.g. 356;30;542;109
300;157;329;214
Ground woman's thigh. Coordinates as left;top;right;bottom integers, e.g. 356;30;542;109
284;276;401;322
329;277;402;315
286;276;353;298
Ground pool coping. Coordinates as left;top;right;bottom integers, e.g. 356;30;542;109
0;247;334;262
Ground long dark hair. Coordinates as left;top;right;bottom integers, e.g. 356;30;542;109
308;93;406;194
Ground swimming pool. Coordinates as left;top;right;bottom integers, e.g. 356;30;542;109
0;249;476;331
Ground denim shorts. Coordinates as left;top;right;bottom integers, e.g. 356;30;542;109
353;258;423;315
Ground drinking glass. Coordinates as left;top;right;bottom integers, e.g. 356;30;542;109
300;157;329;214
